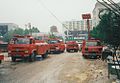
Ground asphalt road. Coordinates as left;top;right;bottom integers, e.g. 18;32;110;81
0;52;111;83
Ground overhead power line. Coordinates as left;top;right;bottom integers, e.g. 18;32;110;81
39;0;69;30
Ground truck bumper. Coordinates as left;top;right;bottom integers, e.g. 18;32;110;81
50;49;60;52
67;48;79;50
9;54;29;58
83;53;102;58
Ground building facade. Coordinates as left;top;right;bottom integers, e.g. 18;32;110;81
62;20;92;42
62;20;92;31
50;25;58;33
0;23;19;36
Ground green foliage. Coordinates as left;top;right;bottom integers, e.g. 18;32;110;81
48;33;63;40
3;27;40;42
13;28;24;35
91;11;120;47
3;30;14;42
24;28;29;35
31;27;40;33
49;33;56;38
0;33;2;36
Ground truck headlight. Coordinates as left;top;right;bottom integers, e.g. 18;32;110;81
8;51;11;53
25;50;29;53
56;47;59;49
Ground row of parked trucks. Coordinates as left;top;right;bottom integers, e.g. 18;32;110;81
7;35;82;62
0;35;103;63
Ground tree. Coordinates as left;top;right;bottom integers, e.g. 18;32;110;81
3;28;24;42
24;28;29;35
13;28;24;35
50;26;58;33
2;27;40;42
0;33;2;36
91;11;120;47
3;30;14;42
31;27;40;33
48;33;56;39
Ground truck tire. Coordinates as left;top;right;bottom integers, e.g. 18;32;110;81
28;52;36;62
47;50;51;54
75;50;78;52
11;57;16;62
23;57;28;62
61;50;64;53
0;60;1;64
67;49;70;52
56;50;61;54
82;55;87;59
42;52;48;59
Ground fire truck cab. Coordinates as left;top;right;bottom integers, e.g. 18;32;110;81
66;41;79;52
47;38;65;53
8;35;49;62
82;39;103;58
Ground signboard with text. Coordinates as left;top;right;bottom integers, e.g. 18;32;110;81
82;14;91;19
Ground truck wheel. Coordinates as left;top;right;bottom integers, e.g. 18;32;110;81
48;50;51;54
29;52;36;62
75;50;78;52
82;55;87;59
42;52;48;59
56;50;61;54
0;60;1;64
67;50;70;52
61;50;64;53
12;57;16;62
23;57;27;62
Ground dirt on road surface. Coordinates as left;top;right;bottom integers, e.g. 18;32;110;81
0;52;112;83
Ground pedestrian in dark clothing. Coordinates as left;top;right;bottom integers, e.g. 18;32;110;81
102;49;113;62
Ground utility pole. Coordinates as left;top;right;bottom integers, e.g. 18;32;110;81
28;23;32;36
25;24;27;29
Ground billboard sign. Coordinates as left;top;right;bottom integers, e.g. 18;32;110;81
82;14;91;19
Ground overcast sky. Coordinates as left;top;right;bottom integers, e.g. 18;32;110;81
0;0;119;32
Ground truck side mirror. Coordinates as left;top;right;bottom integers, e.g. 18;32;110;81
30;39;33;44
33;40;35;44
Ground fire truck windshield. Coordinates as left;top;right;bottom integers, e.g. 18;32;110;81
48;40;58;44
86;41;101;46
14;38;30;44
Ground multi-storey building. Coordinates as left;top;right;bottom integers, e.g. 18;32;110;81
62;20;92;42
62;20;92;31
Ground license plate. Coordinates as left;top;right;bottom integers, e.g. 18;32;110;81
15;55;21;57
51;49;55;51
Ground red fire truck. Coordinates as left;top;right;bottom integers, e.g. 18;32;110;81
0;41;4;64
8;35;50;62
81;39;103;58
66;41;79;52
0;50;4;64
47;38;65;53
